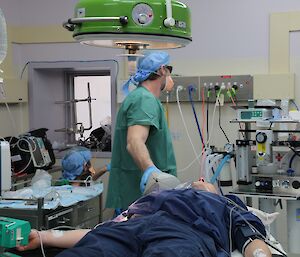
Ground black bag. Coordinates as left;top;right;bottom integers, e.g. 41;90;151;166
6;128;55;174
89;126;111;151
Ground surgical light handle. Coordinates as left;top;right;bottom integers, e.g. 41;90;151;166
64;1;175;29
63;16;129;31
164;0;175;27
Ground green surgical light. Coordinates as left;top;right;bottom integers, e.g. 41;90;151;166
63;0;192;54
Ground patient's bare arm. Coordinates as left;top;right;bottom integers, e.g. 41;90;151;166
244;239;272;257
17;229;91;251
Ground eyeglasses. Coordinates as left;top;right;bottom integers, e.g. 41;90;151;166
165;65;173;74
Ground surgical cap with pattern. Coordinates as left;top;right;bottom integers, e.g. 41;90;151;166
122;51;170;95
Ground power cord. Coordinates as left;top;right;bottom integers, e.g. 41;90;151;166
224;196;287;257
36;230;47;257
176;86;201;164
218;101;230;143
206;91;210;140
188;85;205;148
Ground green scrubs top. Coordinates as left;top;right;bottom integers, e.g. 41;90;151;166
106;86;177;209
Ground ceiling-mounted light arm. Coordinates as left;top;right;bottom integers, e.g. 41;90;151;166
164;0;175;27
63;16;129;31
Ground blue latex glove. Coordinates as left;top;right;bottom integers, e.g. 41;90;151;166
140;165;162;193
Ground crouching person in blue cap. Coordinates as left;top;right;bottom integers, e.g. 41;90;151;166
61;147;110;185
106;51;177;212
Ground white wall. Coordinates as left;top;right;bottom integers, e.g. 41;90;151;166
2;0;300;217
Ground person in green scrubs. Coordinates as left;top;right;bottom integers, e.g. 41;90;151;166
106;51;177;210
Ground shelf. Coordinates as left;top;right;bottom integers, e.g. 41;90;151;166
230;188;299;200
230;119;299;123
230;105;281;110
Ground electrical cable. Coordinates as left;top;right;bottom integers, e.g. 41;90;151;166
206;92;210;141
289;153;298;169
238;122;246;140
218;101;230;143
20;60;119;80
199;150;208;180
84;175;93;187
217;177;224;196
291;100;299;111
279;151;294;169
188;191;284;256
177;149;205;173
13;156;32;175
264;240;287;256
288;146;300;158
36;231;47;257
188;85;205;148
223;196;287;257
13;137;39;175
176;86;201;164
206;90;221;147
201;87;206;141
228;91;245;139
17;137;37;153
227;90;236;106
20;61;30;79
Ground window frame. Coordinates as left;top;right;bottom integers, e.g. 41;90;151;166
28;60;118;158
66;71;112;152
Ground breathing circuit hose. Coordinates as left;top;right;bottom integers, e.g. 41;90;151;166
210;154;232;184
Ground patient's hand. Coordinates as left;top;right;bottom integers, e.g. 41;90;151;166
191;181;218;194
16;229;41;251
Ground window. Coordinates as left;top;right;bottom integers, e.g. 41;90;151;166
73;75;111;140
28;60;117;158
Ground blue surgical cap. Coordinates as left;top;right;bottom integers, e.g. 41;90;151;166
61;147;91;180
122;51;170;95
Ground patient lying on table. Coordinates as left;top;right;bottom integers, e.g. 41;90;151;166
17;181;273;257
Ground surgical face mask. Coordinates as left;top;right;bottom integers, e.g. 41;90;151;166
143;65;172;92
159;67;174;92
160;75;174;92
164;75;174;92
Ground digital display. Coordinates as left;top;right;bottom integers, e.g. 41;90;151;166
240;110;263;120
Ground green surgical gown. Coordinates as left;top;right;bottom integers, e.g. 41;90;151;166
106;86;177;209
